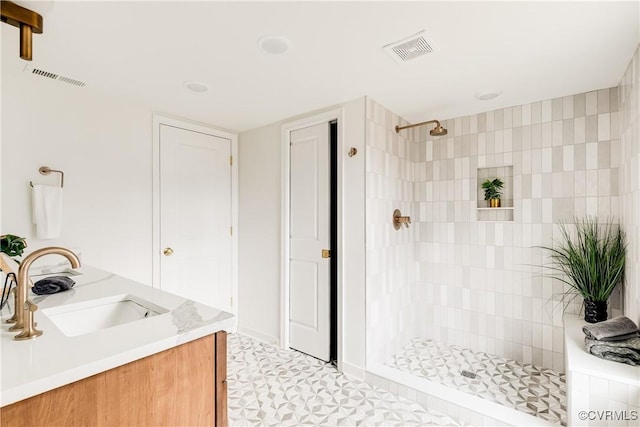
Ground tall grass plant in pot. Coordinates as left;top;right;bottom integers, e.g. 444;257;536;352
540;218;626;323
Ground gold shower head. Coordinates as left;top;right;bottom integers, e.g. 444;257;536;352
395;119;448;137
429;123;448;136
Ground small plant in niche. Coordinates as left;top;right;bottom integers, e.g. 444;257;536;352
481;178;504;208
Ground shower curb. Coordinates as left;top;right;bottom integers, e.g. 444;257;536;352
366;363;560;426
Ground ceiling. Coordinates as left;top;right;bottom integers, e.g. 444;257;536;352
2;1;639;132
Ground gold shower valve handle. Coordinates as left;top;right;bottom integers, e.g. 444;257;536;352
393;209;411;230
163;247;174;256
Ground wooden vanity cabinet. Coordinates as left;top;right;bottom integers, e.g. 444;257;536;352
0;331;228;427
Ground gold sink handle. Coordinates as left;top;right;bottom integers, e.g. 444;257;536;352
14;300;42;341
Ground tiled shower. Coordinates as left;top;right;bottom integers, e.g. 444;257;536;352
364;44;639;426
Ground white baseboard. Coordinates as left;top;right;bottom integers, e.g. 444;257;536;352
236;326;280;346
341;361;365;381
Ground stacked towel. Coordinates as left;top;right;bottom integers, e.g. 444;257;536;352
583;316;640;366
585;337;640;366
583;316;640;341
32;276;75;295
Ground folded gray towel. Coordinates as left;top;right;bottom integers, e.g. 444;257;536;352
595;332;640;342
583;316;639;340
32;276;75;295
585;337;640;366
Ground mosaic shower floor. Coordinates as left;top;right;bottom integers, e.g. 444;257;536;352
387;338;566;425
227;333;460;426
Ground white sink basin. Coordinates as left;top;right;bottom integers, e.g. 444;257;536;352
30;267;83;280
43;294;169;337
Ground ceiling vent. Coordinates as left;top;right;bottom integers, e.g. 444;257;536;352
383;30;436;64
23;64;86;87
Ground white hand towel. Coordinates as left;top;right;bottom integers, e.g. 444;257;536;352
32;184;63;239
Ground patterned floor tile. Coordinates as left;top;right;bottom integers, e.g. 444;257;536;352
227;333;460;426
386;338;566;426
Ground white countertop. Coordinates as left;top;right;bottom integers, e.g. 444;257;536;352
0;265;236;406
564;314;640;386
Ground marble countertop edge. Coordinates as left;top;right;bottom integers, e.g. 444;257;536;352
0;265;236;406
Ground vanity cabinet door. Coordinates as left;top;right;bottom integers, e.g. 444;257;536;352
0;332;228;427
215;331;228;427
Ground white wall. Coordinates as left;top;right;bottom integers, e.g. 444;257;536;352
3;61;367;372
238;98;367;374
237;123;282;343
1;66;153;283
619;45;640;325
365;98;420;364
341;98;367;375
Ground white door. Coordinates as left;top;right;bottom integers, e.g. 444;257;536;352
159;124;232;313
289;123;330;361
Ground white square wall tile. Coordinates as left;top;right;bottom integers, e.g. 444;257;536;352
598;113;611;141
522;104;532;125
590;376;609;400
586;142;598;169
575;117;586;144
542;100;552;122
542;325;553;350
598;88;610;113
609;381;629;404
564;146;575;171
586;91;598;115
563;96;574;119
553;120;563;146
628;385;640;406
532;102;542;124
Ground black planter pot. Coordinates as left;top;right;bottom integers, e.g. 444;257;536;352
584;300;608;323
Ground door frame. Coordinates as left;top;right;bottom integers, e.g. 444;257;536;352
281;108;345;371
152;114;239;316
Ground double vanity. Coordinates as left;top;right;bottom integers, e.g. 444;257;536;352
0;261;235;426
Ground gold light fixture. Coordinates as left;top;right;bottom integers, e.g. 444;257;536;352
1;1;43;61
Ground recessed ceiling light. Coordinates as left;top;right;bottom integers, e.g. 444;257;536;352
475;90;501;101
183;81;209;93
258;35;292;55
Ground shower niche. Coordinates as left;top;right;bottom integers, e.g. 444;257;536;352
476;165;514;222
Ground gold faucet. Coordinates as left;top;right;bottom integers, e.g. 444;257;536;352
8;247;81;340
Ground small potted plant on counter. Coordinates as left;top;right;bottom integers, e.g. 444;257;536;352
540;218;626;323
0;234;27;272
1;234;27;309
481;177;503;208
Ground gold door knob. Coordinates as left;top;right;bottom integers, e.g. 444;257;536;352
163;247;174;256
